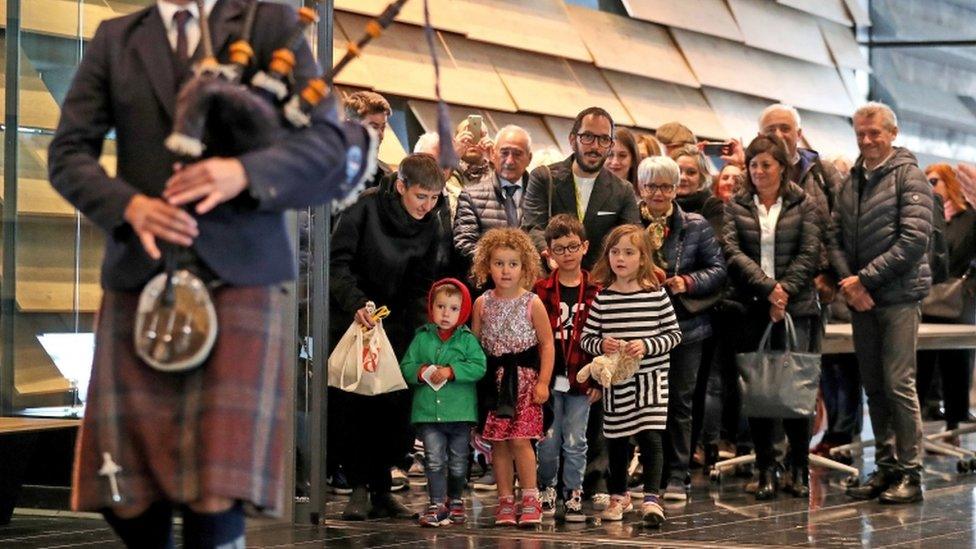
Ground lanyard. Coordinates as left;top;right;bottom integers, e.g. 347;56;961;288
574;180;584;221
553;276;587;365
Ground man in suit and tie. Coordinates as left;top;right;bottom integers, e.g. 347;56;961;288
48;1;360;546
522;107;640;270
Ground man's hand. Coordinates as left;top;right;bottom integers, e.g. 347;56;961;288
586;387;602;404
665;276;687;295
720;138;745;168
163;158;248;214
840;276;875;312
124;194;199;260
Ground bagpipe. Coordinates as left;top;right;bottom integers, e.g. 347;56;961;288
135;0;444;373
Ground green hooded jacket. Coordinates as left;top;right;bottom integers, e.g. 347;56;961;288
401;324;486;424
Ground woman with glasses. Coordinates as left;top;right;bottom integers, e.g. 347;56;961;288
723;135;821;501
917;164;976;443
637;156;726;500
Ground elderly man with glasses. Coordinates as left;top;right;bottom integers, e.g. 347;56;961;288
522;107;640;270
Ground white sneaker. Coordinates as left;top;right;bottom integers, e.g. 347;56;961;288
600;494;633;521
564;490;586;523
591;492;610;511
539;486;557;516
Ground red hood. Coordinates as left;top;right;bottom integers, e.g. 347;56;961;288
427;278;472;328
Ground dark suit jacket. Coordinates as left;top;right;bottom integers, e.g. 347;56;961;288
521;155;640;269
48;0;352;290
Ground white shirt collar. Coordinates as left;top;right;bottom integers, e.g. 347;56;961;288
157;0;217;28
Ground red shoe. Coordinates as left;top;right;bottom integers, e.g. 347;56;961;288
494;496;517;526
518;493;542;526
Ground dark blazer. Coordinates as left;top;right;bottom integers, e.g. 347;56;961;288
522;155;640;269
48;0;352;290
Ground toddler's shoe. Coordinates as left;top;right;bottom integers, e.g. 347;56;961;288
418;503;450;528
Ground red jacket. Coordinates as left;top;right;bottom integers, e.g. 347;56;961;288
533;270;601;395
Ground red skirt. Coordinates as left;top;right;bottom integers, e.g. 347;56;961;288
482;366;543;441
72;286;289;517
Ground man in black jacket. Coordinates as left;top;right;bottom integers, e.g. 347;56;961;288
829;102;932;504
521;107;640;269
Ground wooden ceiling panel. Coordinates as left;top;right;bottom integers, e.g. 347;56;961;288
566;5;698;88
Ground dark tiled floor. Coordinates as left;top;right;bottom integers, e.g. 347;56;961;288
5;433;976;548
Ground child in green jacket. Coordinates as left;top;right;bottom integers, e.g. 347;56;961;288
401;278;486;527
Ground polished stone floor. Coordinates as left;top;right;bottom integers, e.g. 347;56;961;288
4;428;976;548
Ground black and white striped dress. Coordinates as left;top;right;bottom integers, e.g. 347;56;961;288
581;288;682;439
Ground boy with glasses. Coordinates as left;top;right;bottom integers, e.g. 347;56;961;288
533;215;603;522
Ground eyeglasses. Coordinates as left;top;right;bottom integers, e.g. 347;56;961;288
550;243;583;255
639;183;675;195
928;177;939;186
575;132;613;148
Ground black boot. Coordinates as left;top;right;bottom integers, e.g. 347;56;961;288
755;467;778;500
786;466;809;498
369;491;418;519
846;469;897;500
341;487;369;521
879;471;923;504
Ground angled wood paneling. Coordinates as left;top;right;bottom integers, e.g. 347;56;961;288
566;61;634;127
820;19;871;72
603;71;724;138
672;28;854;117
484;110;561;154
778;0;853;27
621;0;744;43
454;0;591;63
729;0;834;67
334;0;468;34
701;87;772;142
566;5;698;88
488;45;592;119
798;109;857;159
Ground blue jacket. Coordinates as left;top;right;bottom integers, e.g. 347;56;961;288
657;205;727;343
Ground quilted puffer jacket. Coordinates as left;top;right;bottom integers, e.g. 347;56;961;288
828;147;933;307
723;181;822;318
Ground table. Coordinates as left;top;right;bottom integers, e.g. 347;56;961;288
822;323;976;355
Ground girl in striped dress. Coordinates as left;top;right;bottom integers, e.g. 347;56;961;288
581;225;682;527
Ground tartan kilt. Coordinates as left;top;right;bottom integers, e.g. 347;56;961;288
72;285;290;517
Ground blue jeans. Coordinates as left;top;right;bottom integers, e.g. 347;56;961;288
418;422;471;502
537;391;590;497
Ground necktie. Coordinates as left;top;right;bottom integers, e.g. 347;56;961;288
503;185;519;227
173;10;193;84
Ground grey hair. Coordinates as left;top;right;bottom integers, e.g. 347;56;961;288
853;101;898;130
759;103;802;129
637;155;680;188
413;132;440;155
494;125;533;150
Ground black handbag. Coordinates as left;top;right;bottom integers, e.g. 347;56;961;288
922;268;974;320
736;314;820;418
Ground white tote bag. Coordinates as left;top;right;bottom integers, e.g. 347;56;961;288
327;310;406;396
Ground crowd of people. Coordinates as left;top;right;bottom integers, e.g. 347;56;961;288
326;90;976;527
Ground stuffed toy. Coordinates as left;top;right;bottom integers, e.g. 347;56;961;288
576;350;640;388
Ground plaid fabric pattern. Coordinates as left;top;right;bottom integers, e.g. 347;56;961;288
71;285;290;517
